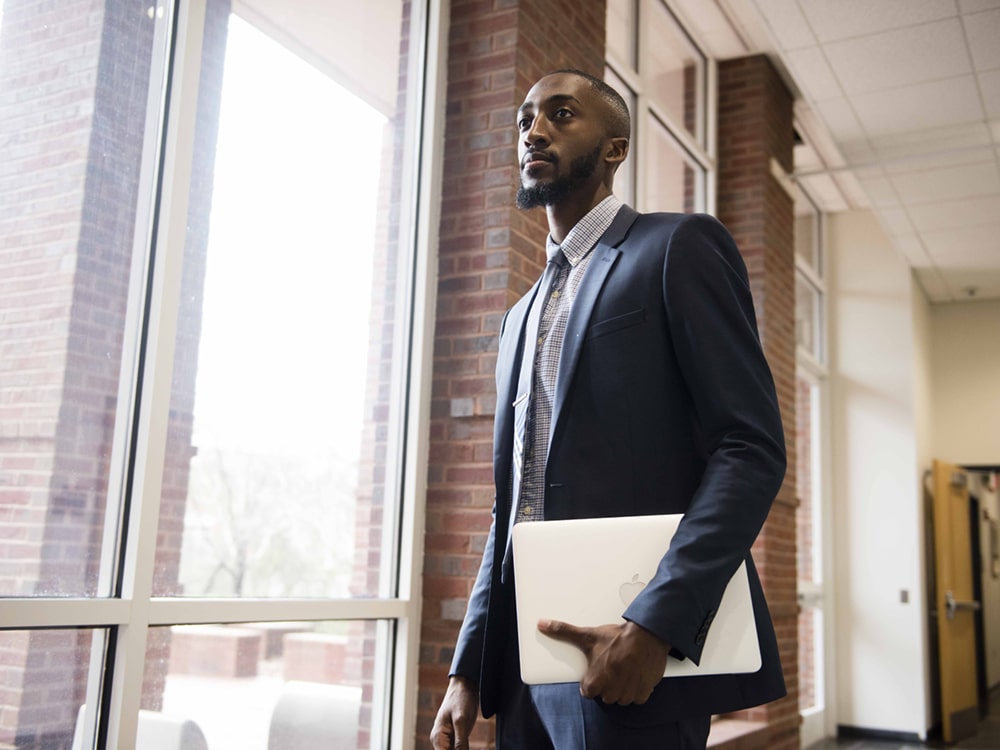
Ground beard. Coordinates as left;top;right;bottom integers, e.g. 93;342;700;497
516;144;602;209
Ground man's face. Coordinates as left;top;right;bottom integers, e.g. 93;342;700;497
515;73;609;209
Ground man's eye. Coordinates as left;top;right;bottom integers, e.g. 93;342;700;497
555;108;573;118
518;117;532;130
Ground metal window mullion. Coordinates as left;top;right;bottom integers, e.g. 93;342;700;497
146;597;409;625
705;57;718;216
71;4;183;747
646;99;710;173
0;599;132;629
103;1;208;748
387;0;448;747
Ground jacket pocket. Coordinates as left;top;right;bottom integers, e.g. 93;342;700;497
585;307;646;340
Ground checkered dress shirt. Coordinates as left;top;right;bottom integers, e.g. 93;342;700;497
515;194;622;522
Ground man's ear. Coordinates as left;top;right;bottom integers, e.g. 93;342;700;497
605;137;629;169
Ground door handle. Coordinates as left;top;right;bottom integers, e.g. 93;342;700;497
945;590;981;620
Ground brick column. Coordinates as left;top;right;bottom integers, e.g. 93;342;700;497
716;54;799;750
0;0;227;743
417;1;606;747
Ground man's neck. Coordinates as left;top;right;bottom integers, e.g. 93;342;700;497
545;184;613;244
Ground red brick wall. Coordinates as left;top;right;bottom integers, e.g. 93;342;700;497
418;2;606;747
717;55;800;750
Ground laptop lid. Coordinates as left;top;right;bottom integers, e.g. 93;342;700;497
511;513;761;685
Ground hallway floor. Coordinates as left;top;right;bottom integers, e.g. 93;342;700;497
805;690;1000;750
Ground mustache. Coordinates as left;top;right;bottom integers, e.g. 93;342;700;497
521;150;555;168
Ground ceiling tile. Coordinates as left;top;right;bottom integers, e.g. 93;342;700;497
824;19;970;95
832;171;871;208
980;70;1000;117
753;0;817;49
876;134;994;174
877;207;915;235
673;0;748;57
922;223;1000;262
960;0;1000;13
799;172;849;211
856;174;901;207
799;0;957;43
813;97;867;143
852;76;983;137
909;195;1000;232
889;161;1000;204
786;46;843;101
963;9;1000;70
892;233;934;266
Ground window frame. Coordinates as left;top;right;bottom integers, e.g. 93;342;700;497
606;0;715;214
0;0;445;747
793;179;835;747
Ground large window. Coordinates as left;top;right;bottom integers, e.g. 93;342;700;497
606;0;710;212
793;179;830;746
0;0;440;747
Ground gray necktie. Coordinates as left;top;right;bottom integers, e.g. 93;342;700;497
510;250;568;524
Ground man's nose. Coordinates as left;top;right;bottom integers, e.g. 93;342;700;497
523;116;549;147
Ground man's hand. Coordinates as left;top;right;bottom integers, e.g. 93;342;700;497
430;675;479;750
538;619;670;705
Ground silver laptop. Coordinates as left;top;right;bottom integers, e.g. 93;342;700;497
511;513;761;685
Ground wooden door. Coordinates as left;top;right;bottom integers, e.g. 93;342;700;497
932;459;980;742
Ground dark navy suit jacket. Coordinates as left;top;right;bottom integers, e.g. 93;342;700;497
450;205;787;723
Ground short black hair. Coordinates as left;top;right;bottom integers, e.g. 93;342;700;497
549;68;631;140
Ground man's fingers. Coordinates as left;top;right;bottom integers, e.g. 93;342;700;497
538;619;594;650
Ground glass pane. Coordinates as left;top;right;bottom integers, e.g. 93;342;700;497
795;274;822;361
153;4;412;598
646;0;703;146
644;115;701;213
0;629;102;748
795;187;821;272
606;66;636;207
607;0;637;69
796;375;823;713
795;374;819;584
146;621;389;749
0;1;162;596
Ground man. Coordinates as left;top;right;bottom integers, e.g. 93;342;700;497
431;69;786;749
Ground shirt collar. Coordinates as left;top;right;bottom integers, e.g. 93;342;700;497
546;194;623;266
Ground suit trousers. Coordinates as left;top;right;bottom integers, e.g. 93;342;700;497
496;583;712;750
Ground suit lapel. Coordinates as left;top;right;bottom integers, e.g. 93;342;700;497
550;205;639;444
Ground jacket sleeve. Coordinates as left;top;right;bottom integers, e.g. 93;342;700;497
449;508;497;681
622;213;786;664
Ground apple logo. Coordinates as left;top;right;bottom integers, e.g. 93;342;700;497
619;573;647;607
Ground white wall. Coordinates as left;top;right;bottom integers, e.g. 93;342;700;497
828;210;929;738
930;300;1000;464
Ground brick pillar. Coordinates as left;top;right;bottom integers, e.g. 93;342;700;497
716;55;799;750
0;0;227;743
0;1;156;745
417;1;607;748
